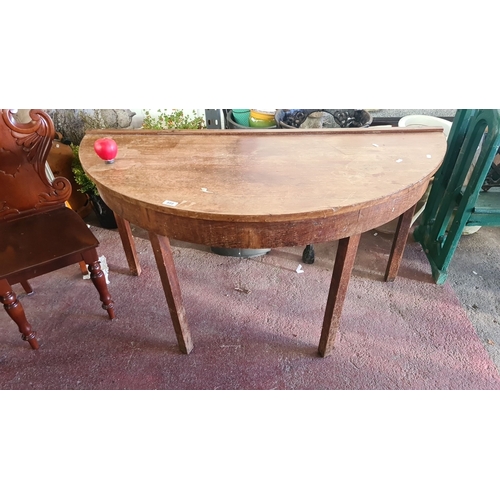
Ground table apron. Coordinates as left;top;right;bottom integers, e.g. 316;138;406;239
98;180;429;248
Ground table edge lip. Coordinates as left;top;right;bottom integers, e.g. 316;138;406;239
83;127;446;137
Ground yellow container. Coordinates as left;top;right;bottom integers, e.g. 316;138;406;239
249;109;276;128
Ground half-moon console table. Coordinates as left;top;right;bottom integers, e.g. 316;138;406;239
79;128;446;357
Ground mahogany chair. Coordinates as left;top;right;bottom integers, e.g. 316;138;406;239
0;109;115;349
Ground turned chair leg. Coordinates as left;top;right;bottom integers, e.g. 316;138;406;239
0;279;39;349
83;250;115;320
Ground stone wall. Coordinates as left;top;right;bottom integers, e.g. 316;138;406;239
44;109;136;145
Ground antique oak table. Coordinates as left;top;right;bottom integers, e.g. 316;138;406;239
79;128;447;357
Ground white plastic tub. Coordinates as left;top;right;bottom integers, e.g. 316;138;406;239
398;115;452;138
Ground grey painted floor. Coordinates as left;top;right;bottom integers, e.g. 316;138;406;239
444;225;500;370
372;109;500;371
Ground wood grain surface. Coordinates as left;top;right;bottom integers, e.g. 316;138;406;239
80;128;446;248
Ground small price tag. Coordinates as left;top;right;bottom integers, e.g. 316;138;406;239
162;200;179;207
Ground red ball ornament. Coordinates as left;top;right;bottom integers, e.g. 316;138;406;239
94;138;118;163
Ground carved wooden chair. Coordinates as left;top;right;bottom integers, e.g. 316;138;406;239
0;109;115;349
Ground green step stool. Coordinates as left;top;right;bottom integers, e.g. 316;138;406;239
413;109;500;284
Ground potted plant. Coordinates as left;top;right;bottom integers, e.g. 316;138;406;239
68;109;131;229
71;144;117;229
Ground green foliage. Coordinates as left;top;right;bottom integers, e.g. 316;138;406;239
142;109;206;130
71;144;99;196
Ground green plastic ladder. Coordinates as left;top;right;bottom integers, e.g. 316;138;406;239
413;109;500;284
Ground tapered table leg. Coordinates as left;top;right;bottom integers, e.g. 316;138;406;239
318;234;361;357
20;281;34;295
149;232;194;354
79;261;89;276
115;213;142;276
384;204;416;282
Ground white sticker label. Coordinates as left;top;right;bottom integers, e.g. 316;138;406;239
162;200;179;207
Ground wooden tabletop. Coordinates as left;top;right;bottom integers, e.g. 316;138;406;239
80;128;447;248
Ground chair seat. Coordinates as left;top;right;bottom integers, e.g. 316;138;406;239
0;207;99;282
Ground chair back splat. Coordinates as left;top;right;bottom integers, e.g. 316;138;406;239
0;110;71;218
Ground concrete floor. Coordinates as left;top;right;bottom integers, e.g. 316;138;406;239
445;225;500;370
132;219;500;373
1;213;499;389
